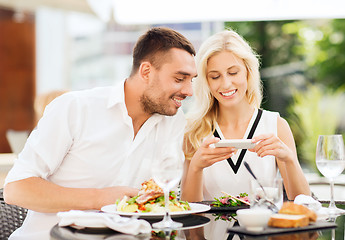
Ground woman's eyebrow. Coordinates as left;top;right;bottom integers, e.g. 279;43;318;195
208;65;240;73
228;65;240;70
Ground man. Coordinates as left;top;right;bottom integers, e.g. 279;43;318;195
4;27;197;239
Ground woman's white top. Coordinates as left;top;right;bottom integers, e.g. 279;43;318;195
203;109;280;200
4;81;186;240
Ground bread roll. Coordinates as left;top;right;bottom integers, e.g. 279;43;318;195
268;214;309;228
279;202;317;222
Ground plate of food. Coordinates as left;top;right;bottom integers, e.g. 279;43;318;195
101;202;210;219
203;192;250;211
101;179;210;219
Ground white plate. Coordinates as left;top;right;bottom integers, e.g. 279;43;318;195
101;203;211;219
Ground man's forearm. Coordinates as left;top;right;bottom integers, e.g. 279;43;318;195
4;177;139;213
4;177;102;212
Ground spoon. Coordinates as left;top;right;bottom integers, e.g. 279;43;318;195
243;161;279;212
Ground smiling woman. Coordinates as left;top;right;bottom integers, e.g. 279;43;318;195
181;29;311;203
206;51;249;108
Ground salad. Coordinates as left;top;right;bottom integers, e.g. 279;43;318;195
151;230;177;240
211;192;250;208
213;212;237;222
116;179;190;213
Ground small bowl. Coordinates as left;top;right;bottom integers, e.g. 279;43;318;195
236;208;273;231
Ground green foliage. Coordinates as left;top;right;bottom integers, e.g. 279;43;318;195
288;85;345;171
311;19;345;88
277;19;345;89
225;21;303;68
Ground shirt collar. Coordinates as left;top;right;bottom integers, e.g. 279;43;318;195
106;80;165;122
107;80;125;109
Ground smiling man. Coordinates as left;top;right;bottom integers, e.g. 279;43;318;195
4;27;197;239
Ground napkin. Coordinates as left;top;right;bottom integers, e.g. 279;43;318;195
294;194;322;211
57;210;152;235
294;194;328;219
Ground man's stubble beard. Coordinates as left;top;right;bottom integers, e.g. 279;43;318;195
140;90;176;116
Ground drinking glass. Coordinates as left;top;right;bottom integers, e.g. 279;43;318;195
250;178;283;210
152;142;183;229
316;135;345;215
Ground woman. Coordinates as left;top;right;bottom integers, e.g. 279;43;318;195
181;29;310;202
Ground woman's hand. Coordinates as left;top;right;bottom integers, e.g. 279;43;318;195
249;134;293;162
190;136;236;171
181;137;236;201
247;118;310;199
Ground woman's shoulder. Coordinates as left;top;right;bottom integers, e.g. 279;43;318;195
261;109;280;118
260;109;292;134
256;109;280;134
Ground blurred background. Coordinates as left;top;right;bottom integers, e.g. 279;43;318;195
0;0;345;197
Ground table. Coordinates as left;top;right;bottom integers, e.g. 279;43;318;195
50;203;345;240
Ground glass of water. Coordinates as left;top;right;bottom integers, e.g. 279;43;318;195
250;178;283;210
316;135;345;215
152;142;183;229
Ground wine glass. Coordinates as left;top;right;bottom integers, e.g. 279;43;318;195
316;135;345;215
152;142;183;229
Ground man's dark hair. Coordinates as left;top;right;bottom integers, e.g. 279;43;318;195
130;27;196;76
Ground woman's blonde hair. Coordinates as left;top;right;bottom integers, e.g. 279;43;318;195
184;29;262;160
